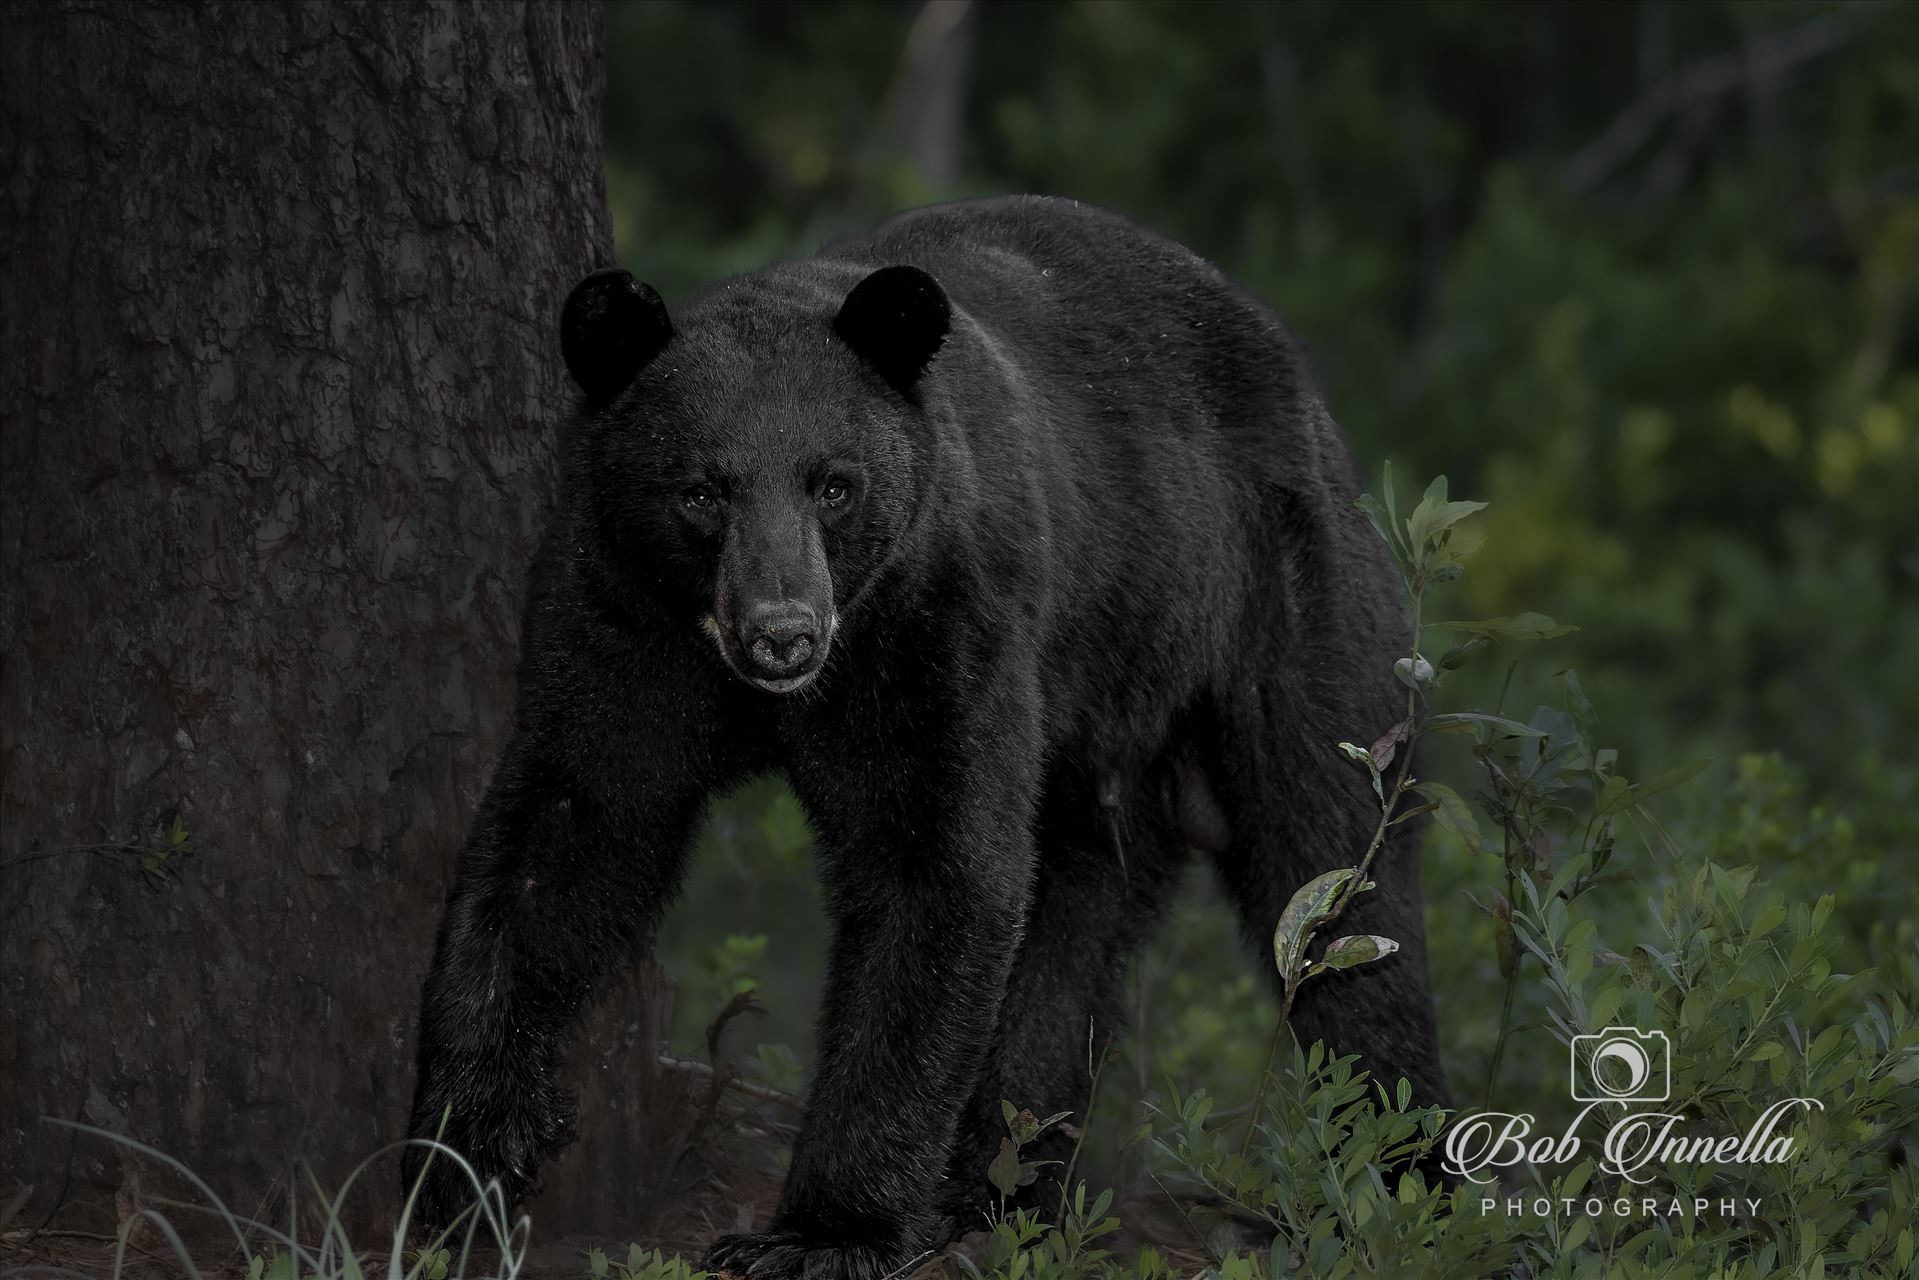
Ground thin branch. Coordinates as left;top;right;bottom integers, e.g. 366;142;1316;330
1564;13;1855;191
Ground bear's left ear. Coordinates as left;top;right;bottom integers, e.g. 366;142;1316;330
561;267;673;402
834;265;950;393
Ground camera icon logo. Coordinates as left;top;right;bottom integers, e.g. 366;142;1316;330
1570;1026;1671;1103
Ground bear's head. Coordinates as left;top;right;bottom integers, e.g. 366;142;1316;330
559;262;950;695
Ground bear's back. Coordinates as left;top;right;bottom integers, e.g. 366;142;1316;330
823;196;1327;467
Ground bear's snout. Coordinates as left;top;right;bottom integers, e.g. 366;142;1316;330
738;600;826;690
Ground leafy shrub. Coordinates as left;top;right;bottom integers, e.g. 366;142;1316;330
987;470;1918;1276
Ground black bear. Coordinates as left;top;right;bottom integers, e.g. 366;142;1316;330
404;195;1447;1273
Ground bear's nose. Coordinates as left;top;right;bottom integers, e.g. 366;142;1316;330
741;602;819;677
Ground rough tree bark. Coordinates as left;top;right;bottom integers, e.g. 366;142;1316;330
0;0;678;1239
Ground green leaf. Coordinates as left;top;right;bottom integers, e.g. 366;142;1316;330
1337;740;1384;802
1392;654;1435;689
1410;781;1479;851
1402;478;1439;551
1004;1105;1072;1145
1596;775;1635;815
1355;492;1410;573
1273;868;1373;986
1435;522;1486;561
1406;477;1489;552
1710;863;1758;917
1546;852;1592;903
1438;634;1489;670
1811;893;1835;932
987;1136;1023;1198
1317;934;1399;970
1391;800;1439;825
1561;670;1598;753
1424;499;1490;538
1425;711;1547;737
747;1041;803;1092
1750;897;1787;938
1356;463;1412;571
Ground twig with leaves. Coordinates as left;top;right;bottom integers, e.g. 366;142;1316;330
1243;468;1495;1142
3;816;193;884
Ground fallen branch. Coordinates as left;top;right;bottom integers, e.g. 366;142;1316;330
656;1053;804;1114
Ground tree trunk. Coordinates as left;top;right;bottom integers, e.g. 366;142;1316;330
0;0;675;1239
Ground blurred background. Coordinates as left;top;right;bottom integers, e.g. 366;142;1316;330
599;0;1919;1171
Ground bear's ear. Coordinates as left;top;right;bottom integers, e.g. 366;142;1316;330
561;268;672;402
834;265;950;393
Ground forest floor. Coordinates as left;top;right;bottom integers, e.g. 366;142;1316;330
1;1186;1220;1279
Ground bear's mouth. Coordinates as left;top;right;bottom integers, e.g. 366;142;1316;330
748;668;822;695
700;611;834;696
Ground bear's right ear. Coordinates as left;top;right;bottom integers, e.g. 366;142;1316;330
561;268;672;401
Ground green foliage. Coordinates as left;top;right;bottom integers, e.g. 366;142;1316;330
956;1184;1137;1280
656;777;821;1056
699;932;768;1001
584;1243;710;1280
1140;839;1917;1277
145;814;191;881
1270;869;1376;997
403;1247;450;1280
986;1100;1076;1211
745;1040;805;1094
7;814;195;887
1150;1048;1512;1278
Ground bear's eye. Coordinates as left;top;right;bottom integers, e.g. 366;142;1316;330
818;481;849;508
683;486;716;510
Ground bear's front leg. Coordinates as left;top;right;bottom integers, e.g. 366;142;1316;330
706;661;1043;1277
404;729;716;1227
403;600;732;1229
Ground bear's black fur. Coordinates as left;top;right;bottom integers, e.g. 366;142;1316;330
404;196;1447;1273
